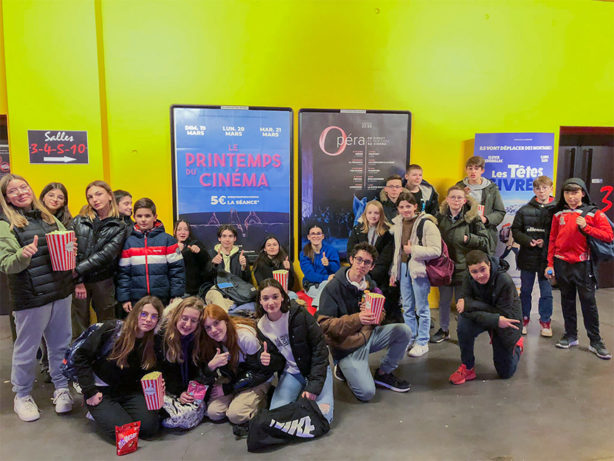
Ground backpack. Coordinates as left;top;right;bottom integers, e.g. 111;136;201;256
247;397;330;451
61;320;123;383
214;271;257;304
580;207;614;263
417;218;455;286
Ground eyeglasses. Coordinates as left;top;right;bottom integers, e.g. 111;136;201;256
139;312;159;321
386;185;402;189
6;185;30;197
353;256;373;266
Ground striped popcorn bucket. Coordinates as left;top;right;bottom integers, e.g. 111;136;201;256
272;270;289;292
140;371;164;410
45;230;76;271
364;292;385;323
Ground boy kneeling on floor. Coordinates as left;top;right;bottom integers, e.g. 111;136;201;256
450;250;524;385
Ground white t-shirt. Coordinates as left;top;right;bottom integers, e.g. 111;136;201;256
258;312;300;375
222;325;260;363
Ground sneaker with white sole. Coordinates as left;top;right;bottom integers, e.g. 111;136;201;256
373;369;410;392
539;320;553;337
522;317;529;335
555;334;579;349
408;343;429;357
53;388;73;414
589;341;612;360
14;395;40;422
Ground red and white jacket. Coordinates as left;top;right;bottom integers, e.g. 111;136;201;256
547;206;614;266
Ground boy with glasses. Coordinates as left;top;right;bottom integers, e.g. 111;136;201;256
378;174;409;221
317;242;411;401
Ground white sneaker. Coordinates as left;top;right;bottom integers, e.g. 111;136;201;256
53;388;73;414
408;344;429;357
14;395;40;422
72;382;82;394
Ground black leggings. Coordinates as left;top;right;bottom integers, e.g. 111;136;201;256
87;389;160;441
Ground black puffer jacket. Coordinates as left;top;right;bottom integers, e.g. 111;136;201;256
346;225;394;287
0;210;73;311
511;197;555;273
460;257;522;350
259;302;329;396
73;214;127;283
72;320;151;399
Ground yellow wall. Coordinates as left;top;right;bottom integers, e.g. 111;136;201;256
3;0;614;255
3;0;104;205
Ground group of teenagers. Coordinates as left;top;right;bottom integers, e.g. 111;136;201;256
0;153;612;444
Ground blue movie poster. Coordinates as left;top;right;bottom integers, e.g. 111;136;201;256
475;132;555;284
172;106;292;259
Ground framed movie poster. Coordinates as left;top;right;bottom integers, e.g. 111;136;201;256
299;109;411;259
171;105;293;260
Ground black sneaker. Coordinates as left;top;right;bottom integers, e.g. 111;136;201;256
430;328;450;344
555;334;579;349
589;341;612;360
333;364;346;382
373;369;410;393
232;422;249;438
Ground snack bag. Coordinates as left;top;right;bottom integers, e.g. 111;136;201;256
364;291;385;323
115;421;141;456
272;270;289;292
477;204;485;217
45;230;76;271
187;380;209;404
141;371;164;410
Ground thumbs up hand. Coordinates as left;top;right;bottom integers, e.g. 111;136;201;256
239;250;247;269
260;342;271;366
212;250;223;265
283;256;291;270
188;244;200;254
208;347;230;370
321;251;329;267
22;235;39;258
403;240;412;255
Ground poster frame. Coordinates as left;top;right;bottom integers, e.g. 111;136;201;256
170;104;294;259
298;108;412;259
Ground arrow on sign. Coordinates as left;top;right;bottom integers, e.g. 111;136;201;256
43;156;77;163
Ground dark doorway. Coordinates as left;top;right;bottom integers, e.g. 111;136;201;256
557;126;614;288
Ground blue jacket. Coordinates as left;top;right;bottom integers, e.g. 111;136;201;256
299;242;340;285
117;221;185;303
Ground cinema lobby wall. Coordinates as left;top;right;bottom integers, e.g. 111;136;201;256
1;0;613;258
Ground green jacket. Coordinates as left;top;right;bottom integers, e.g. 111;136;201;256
455;178;505;252
436;197;492;284
0;211;73;310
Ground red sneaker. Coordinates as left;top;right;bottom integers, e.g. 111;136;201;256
516;336;524;355
449;364;476;385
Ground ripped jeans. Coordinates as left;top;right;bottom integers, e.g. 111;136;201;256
269;367;334;423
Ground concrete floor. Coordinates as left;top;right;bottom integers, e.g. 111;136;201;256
0;289;613;461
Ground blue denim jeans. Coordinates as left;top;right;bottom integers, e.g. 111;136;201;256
399;263;431;345
338;323;412;402
457;315;521;379
306;280;329;308
270;367;334;423
519;270;553;322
